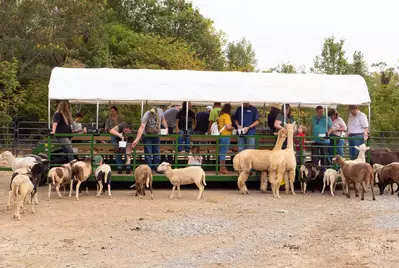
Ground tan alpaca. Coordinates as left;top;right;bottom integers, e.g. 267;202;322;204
268;124;296;198
233;128;288;195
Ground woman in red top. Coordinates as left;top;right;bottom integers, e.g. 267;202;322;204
295;125;307;165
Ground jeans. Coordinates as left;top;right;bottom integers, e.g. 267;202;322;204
56;137;75;162
111;135;130;171
348;135;364;160
219;136;230;161
311;142;331;166
178;129;192;152
328;136;344;157
143;136;161;170
237;136;255;152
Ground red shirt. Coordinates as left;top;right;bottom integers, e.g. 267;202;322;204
295;132;306;151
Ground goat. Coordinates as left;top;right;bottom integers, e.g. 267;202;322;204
130;165;153;199
157;162;206;199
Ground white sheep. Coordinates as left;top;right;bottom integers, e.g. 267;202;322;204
95;164;112;198
0;151;37;171
9;174;35;220
321;169;341;196
71;157;92;201
156;162;206;199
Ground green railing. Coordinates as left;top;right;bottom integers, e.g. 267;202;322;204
34;133;367;182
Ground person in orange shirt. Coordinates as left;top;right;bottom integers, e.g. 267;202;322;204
218;104;235;174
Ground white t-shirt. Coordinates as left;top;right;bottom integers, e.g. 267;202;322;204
347;111;368;134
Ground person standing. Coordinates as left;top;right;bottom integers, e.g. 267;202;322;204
218;104;235;174
71;113;87;134
310;106;333;166
110;122;133;174
347;105;369;159
267;104;281;134
328;108;347;157
194;106;212;134
163;104;179;134
274;104;295;149
175;102;195;153
50;101;75;162
132;107;168;172
233;103;260;152
207;102;222;133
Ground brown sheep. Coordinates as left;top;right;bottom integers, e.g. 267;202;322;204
71;157;92;201
373;163;399;197
130;165;154;200
333;155;375;201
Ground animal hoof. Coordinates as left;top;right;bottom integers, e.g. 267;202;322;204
109;196;112;199
245;191;250;195
7;206;10;210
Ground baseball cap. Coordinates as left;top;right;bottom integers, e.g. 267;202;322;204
206;106;213;111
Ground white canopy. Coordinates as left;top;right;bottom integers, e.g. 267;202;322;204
48;67;370;106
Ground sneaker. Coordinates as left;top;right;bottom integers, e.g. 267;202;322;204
117;169;122;174
126;169;131;175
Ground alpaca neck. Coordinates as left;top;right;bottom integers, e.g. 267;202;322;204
273;135;286;150
356;151;365;161
287;128;294;150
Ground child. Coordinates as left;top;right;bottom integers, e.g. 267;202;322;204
187;145;203;166
295;125;307;164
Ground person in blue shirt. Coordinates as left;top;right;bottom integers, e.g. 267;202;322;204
233;103;260;152
310;106;333;166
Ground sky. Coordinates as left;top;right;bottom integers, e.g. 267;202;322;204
191;0;399;72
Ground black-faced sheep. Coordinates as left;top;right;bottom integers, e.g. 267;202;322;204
156;162;206;199
130;164;153;200
333;155;375;200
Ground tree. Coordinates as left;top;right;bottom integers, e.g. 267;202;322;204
349;51;368;77
226;37;257;72
0;58;24;121
264;63;297;73
312;36;349;74
107;0;226;70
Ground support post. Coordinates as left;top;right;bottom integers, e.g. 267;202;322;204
185;101;188;132
48;98;51;129
96;101;99;129
140;101;144;118
241;103;244;129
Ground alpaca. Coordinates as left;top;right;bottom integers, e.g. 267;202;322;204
268;124;296;198
233;128;288;195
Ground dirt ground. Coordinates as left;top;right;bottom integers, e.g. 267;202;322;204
0;171;399;268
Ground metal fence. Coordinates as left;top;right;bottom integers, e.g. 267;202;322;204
0;121;16;154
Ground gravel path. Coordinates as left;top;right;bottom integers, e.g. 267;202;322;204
0;171;398;268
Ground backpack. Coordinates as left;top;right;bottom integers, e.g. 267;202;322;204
210;110;226;135
145;107;160;134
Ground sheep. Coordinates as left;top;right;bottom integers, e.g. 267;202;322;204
24;153;50;186
9;174;35;220
130;165;153;200
333;155;375;200
299;162;324;195
156;162;206;199
71;157;92;201
233;127;288;195
95;164;112;199
47;160;77;200
0;151;37;171
370;151;399;166
321;168;341;196
373;163;399;196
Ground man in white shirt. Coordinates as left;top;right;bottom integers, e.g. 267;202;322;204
347;105;369;159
